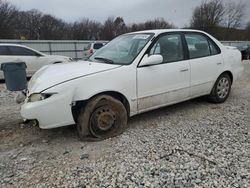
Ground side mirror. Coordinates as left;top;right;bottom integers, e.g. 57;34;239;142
139;54;163;67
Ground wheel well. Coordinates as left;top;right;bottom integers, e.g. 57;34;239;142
71;91;130;123
222;71;233;83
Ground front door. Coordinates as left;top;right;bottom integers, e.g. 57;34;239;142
137;33;190;112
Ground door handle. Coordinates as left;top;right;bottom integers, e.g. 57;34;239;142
217;62;222;65
180;68;189;72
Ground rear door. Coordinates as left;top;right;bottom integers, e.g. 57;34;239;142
184;33;223;97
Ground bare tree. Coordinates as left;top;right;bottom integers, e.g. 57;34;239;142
72;19;90;40
101;17;115;40
1;0;249;40
17;9;42;39
144;18;175;30
87;21;102;40
113;17;127;36
40;14;68;40
129;18;175;32
0;0;19;39
224;1;245;29
190;0;224;34
71;18;101;40
129;23;142;32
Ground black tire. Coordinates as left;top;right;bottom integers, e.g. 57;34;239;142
77;95;128;141
208;73;231;103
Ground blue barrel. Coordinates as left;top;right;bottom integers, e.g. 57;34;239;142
0;62;27;91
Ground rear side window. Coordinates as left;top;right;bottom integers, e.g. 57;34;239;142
209;40;220;55
9;46;37;56
185;34;210;59
0;46;10;55
93;43;104;50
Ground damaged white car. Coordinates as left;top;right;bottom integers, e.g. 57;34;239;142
21;29;243;140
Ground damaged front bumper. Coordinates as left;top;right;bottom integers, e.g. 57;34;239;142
20;90;75;129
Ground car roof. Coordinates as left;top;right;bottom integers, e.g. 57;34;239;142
128;29;208;36
0;43;45;55
0;43;28;47
126;29;225;50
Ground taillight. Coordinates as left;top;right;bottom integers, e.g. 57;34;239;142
89;49;93;54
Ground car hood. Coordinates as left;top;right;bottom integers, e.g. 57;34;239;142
28;61;121;93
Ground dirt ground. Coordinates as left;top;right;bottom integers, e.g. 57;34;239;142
0;61;250;187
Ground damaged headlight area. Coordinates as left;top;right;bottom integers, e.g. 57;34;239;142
28;93;56;102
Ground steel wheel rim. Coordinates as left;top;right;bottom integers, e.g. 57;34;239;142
90;105;117;137
217;77;230;99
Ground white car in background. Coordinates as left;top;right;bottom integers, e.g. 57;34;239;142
0;44;73;80
21;29;243;141
83;42;106;59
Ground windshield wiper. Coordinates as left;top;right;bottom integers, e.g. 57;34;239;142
94;57;114;64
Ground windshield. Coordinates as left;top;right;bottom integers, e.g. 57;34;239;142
89;33;154;65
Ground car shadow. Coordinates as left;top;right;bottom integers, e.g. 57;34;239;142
38;96;209;140
128;96;209;127
0;96;211;148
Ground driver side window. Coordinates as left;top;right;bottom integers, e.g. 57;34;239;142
149;34;184;63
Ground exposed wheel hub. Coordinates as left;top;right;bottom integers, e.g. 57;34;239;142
93;107;116;131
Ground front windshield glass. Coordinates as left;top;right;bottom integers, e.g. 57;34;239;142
89;33;154;65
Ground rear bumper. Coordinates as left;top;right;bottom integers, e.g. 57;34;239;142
20;90;75;129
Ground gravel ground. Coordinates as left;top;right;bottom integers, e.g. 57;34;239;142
0;61;250;188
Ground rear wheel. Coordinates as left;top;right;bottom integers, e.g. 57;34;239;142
208;73;231;103
77;95;128;141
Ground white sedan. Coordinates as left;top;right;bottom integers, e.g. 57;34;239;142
0;44;73;80
21;29;243;140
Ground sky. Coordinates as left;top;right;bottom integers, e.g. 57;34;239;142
7;0;250;27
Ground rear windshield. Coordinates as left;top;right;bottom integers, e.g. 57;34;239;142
93;43;104;49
